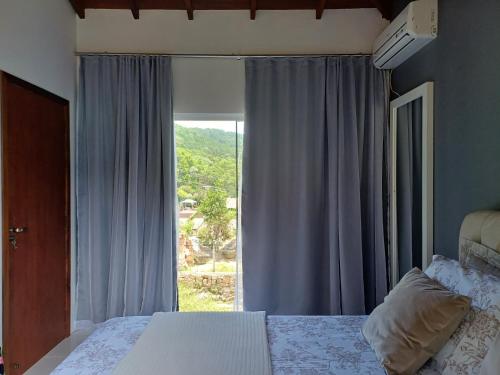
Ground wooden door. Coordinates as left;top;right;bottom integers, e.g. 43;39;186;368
1;72;70;374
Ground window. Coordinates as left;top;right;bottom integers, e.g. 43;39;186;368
175;118;244;311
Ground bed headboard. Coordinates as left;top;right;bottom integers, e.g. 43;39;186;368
460;211;500;270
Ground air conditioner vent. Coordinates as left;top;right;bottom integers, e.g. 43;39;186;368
373;0;437;69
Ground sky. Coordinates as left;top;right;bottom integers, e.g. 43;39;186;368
175;120;244;134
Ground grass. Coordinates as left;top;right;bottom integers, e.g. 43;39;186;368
188;261;237;273
178;279;232;312
213;262;236;273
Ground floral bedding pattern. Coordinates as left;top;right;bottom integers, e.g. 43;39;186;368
52;316;150;375
267;316;384;375
52;315;386;375
425;255;500;375
460;238;500;272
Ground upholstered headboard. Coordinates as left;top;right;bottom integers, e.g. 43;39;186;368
459;211;500;270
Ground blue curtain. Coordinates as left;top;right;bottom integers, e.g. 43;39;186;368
396;98;423;278
76;55;177;323
243;58;328;315
243;56;389;315
326;57;389;314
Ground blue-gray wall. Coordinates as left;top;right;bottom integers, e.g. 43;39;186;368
391;0;500;259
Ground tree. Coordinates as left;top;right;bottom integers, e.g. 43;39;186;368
197;188;235;272
180;218;195;237
175;125;243;201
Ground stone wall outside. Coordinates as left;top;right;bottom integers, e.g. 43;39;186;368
179;272;235;303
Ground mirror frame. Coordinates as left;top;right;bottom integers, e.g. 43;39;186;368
390;81;434;287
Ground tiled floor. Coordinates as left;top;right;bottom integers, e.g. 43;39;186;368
25;329;93;375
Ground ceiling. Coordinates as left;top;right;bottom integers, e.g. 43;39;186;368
68;0;391;21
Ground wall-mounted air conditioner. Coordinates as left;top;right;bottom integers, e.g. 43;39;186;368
373;0;438;69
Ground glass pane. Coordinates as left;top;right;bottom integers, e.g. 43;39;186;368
175;120;244;311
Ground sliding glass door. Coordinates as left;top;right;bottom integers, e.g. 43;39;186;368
175;118;244;311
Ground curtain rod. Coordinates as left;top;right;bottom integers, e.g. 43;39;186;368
75;52;372;59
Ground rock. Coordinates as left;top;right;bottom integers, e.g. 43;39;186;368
178;272;236;303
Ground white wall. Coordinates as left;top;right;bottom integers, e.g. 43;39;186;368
0;0;76;99
172;57;245;116
78;9;387;116
0;0;77;343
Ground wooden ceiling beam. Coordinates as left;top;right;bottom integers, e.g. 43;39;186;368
69;1;387;19
250;0;257;20
316;0;326;19
69;0;85;19
370;0;391;20
185;0;194;20
131;0;140;19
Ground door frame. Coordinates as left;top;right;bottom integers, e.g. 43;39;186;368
0;71;71;369
389;81;434;287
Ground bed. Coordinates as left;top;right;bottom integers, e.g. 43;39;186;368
52;315;384;375
52;211;500;375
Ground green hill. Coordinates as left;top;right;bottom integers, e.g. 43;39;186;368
175;126;242;159
175;125;243;201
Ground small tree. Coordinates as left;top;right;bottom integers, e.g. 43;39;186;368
198;188;234;272
180;218;195;237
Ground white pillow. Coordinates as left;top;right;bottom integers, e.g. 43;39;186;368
424;255;500;375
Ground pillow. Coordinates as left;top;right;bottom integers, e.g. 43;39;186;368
425;255;500;374
460;238;500;270
479;332;500;375
463;253;500;278
362;268;471;375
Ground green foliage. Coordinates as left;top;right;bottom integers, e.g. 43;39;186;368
176;126;243;159
180;218;195;237
197;189;234;251
175;125;243;201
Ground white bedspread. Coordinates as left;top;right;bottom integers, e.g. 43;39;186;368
112;311;272;375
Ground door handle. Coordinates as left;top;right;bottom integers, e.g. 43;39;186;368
8;227;27;249
9;227;27;234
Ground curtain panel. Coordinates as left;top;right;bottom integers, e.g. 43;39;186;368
396;98;423;277
243;56;390;315
76;55;177;323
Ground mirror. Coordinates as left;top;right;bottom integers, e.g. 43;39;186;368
390;82;434;286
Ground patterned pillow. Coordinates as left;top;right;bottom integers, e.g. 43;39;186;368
424;255;500;374
463;253;500;278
